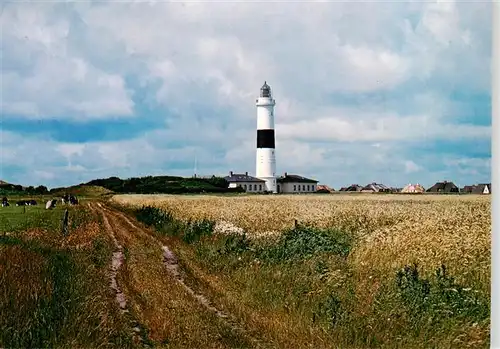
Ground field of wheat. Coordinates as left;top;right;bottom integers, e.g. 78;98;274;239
113;194;491;292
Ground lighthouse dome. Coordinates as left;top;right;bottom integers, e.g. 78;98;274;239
260;81;271;98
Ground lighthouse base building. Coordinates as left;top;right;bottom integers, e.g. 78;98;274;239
224;171;318;194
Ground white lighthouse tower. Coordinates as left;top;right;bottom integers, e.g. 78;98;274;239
255;81;277;193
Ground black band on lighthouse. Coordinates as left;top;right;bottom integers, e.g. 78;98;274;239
257;129;275;148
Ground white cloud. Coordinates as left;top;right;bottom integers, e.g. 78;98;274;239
404;160;422;174
2;1;490;120
1;3;134;120
338;45;410;92
0;127;491;190
1;58;134;120
56;143;86;158
33;170;55;181
276;108;490;143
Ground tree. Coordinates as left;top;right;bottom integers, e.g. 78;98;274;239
35;185;48;194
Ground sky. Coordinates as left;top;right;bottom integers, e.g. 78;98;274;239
0;0;492;189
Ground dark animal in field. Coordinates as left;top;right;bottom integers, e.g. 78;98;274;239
1;201;9;207
69;195;79;205
45;199;57;210
62;194;70;205
28;200;37;205
16;200;27;206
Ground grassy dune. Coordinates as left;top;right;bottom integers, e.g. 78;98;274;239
0;203;132;348
114;194;491;349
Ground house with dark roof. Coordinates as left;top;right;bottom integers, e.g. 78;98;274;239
224;171;266;193
276;173;318;193
360;182;391;193
316;184;334;193
340;184;363;192
462;183;491;194
426;181;459;193
472;183;491;194
461;185;475;193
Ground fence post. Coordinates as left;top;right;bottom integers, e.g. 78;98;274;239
62;209;69;235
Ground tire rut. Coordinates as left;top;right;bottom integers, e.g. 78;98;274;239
100;203;265;348
94;202;151;347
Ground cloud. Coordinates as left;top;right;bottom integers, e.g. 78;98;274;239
1;3;134;120
404;160;422;174
56;143;86;158
0;1;492;189
277;109;490;143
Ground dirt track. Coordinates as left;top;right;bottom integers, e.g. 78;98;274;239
91;202;262;348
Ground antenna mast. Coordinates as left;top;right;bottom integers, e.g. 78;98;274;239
194;153;198;178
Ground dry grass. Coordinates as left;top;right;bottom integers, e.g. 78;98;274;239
0;204;133;348
112;194;491;348
114;193;491;348
113;194;490;285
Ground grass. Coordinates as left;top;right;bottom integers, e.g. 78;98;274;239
116;193;491;349
1;204;72;234
50;184;114;198
0;202;133;348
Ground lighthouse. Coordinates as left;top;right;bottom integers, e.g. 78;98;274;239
255;81;277;193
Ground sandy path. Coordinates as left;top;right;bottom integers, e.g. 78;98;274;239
93;202;263;348
93;203;147;345
98;203;127;310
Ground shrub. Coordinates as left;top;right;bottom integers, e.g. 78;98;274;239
183;218;215;244
218;233;251;255
259;225;353;263
136;205;216;243
395;264;489;323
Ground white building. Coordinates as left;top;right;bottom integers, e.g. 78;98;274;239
255;82;277;193
224;171;266;193
277;173;318;194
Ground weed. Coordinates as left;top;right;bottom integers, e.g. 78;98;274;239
136;205;216;244
315;293;344;328
258;225;353;263
91;237;109;268
183;218;215;244
396;263;489;325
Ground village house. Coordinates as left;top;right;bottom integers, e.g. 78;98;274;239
316;184;335;193
461;185;475;193
426;181;459;193
224;172;266;193
462;183;491;194
277;173;318;194
360;182;391;193
401;183;425;193
340;184;363;192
